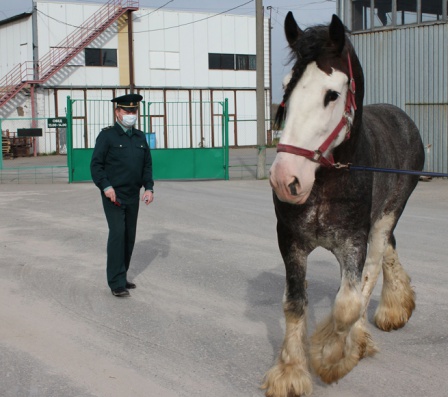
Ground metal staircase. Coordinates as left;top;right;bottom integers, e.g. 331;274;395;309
0;0;139;108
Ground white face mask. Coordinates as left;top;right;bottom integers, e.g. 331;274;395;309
121;114;137;128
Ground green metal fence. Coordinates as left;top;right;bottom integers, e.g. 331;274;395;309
67;97;229;183
0;116;69;183
0;166;68;184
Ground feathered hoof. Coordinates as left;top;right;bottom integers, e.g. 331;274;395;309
261;363;313;397
310;320;377;384
377;251;416;331
374;291;415;331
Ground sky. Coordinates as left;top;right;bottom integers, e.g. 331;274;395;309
0;0;336;103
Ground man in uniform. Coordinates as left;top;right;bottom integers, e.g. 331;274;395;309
90;93;154;297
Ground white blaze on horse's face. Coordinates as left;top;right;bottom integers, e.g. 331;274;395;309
270;62;350;205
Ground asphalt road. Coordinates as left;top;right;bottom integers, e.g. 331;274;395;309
0;178;447;397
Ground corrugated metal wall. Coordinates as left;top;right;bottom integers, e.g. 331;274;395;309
351;23;448;173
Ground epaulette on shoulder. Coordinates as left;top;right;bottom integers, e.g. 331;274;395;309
102;126;114;131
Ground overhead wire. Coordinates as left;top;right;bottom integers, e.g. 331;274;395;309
35;0;255;34
135;0;174;20
133;0;253;33
267;0;336;30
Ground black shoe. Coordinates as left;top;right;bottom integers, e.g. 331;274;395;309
111;287;130;297
126;281;137;289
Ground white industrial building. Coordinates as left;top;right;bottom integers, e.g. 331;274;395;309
0;0;270;155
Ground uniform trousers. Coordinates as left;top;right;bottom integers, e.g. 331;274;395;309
101;194;140;290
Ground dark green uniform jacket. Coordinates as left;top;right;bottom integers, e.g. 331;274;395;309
90;123;154;204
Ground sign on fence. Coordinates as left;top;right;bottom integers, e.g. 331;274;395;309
17;128;43;137
48;117;68;128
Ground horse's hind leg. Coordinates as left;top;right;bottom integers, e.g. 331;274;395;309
309;274;375;384
360;216;415;330
374;240;415;331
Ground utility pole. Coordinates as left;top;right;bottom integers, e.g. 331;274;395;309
256;0;266;179
267;6;273;144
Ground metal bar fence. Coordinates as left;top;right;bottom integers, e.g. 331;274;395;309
1;117;69;183
0;166;68;184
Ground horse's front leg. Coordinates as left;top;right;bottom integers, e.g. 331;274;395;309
310;245;377;384
262;227;313;397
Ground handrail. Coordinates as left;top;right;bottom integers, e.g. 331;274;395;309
0;0;139;108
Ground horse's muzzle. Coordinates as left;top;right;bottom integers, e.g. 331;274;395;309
269;153;317;205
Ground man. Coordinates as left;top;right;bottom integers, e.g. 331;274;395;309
90;93;154;297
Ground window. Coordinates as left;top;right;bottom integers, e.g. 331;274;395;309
85;48;117;67
352;0;374;30
374;0;393;27
209;53;256;70
236;54;256;70
209;53;234;70
421;0;446;22
352;0;447;31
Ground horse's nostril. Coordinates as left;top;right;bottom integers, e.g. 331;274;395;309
289;177;300;196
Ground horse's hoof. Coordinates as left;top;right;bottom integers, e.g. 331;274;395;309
262;363;313;397
374;302;414;331
375;272;415;331
310;319;376;384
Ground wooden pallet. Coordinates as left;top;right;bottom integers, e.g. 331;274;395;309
2;137;12;158
8;137;32;157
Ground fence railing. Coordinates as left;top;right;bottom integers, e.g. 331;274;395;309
0;166;68;184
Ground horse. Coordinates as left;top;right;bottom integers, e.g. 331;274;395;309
263;12;425;397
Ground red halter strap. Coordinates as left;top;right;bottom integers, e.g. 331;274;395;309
277;54;357;168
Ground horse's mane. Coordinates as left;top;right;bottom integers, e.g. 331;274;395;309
273;24;347;130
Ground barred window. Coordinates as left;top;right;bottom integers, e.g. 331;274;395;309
236;54;256;70
352;0;446;31
209;53;256;70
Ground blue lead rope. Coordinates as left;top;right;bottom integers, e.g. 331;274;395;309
335;163;448;178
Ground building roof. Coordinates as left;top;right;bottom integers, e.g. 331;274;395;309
0;12;32;27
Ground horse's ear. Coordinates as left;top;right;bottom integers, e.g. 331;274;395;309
329;14;346;54
285;11;303;47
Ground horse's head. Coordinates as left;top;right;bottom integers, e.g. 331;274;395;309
270;13;364;205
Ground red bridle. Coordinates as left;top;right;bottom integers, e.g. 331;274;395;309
277;54;357;168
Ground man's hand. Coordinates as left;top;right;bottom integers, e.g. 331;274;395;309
142;191;154;205
105;187;116;203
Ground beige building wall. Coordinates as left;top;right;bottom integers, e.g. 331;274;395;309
117;15;130;87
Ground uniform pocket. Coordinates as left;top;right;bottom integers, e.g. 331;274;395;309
134;144;147;159
109;144;129;160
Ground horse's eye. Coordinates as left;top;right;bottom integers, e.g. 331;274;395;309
324;90;340;107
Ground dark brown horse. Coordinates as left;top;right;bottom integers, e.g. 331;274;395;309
264;13;424;397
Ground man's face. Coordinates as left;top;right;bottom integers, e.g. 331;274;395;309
115;107;138;123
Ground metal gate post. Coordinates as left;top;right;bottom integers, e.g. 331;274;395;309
0;118;3;170
66;96;73;183
223;98;229;180
142;100;147;133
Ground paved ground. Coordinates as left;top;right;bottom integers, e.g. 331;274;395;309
0;148;278;182
0;173;447;396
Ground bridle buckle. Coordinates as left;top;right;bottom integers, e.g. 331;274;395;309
312;150;322;162
349;78;356;94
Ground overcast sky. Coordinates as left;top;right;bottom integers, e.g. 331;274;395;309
1;0;336;102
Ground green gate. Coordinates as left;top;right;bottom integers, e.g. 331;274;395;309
67;97;229;183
